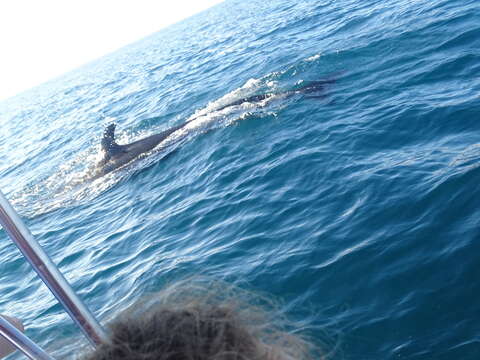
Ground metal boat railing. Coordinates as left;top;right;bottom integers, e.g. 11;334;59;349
0;316;53;360
0;190;109;359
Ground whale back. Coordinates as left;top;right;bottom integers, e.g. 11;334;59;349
95;121;189;178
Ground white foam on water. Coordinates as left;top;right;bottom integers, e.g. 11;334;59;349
306;53;321;62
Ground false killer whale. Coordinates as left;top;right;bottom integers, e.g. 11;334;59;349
92;75;340;179
91;121;190;178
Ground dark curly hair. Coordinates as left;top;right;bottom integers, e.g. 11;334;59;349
82;280;321;360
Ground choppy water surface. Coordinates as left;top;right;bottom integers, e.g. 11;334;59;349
1;0;479;358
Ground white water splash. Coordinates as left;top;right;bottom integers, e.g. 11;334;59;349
306;53;321;62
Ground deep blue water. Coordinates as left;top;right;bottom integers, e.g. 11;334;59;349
1;0;480;358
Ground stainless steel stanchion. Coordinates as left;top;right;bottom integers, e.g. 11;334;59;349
0;190;108;346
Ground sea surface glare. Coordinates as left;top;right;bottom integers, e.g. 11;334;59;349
0;0;479;358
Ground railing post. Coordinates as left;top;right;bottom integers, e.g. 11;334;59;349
0;190;109;346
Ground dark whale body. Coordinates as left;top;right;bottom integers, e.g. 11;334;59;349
214;77;337;112
92;74;340;179
93;122;189;178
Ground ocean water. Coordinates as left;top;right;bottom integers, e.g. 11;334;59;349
1;0;479;358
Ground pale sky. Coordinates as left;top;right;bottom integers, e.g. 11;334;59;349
0;0;224;101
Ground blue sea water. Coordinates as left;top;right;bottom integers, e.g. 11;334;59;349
1;0;480;358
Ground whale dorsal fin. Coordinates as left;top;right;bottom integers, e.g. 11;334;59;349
101;123;124;156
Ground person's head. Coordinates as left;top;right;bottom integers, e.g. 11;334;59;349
83;279;322;360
